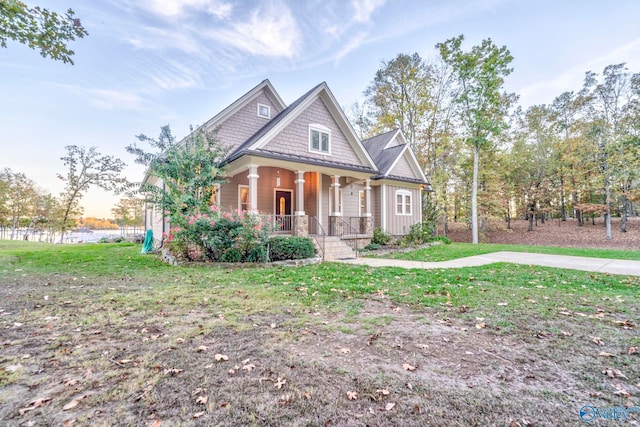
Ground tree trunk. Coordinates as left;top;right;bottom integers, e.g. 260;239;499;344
471;145;479;244
560;176;567;221
505;211;511;230
621;194;628;233
527;202;535;232
605;170;612;241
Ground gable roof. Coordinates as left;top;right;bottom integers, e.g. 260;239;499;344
223;82;378;171
201;79;286;133
363;129;429;185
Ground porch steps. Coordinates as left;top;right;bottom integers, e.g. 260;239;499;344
312;235;356;261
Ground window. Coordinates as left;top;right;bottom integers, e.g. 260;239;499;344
239;185;250;212
395;190;412;215
309;125;331;154
257;103;271;119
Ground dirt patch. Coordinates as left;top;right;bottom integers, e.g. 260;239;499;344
446;217;640;250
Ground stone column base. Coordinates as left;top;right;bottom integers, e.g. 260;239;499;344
294;215;309;237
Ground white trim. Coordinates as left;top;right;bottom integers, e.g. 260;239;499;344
358;190;365;217
395;189;412;216
381;184;387;231
308;124;331;155
383;129;402;150
238;185;250;212
257;103;271;119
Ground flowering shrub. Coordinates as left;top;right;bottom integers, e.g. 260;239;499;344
165;206;271;262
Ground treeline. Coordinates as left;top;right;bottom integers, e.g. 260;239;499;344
1;145;141;242
352;35;640;241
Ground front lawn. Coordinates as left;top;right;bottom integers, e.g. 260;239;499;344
1;241;638;426
369;242;640;262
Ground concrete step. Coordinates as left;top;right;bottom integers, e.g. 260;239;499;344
310;236;356;261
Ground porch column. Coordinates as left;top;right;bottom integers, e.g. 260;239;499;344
295;171;305;215
363;178;373;235
294;171;308;237
331;175;341;216
247;164;259;211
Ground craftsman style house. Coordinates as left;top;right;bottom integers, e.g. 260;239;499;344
144;80;430;245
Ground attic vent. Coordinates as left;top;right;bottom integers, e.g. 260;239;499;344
257;103;271;119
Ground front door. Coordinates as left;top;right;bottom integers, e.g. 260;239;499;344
275;190;292;231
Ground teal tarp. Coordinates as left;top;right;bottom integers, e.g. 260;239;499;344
141;229;154;254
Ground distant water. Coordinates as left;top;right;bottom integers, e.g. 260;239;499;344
0;228;142;244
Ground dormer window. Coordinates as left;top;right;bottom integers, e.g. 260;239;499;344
309;124;331;155
257;103;271;119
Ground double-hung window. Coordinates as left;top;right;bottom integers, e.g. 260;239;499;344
309;124;331;155
395;190;412;215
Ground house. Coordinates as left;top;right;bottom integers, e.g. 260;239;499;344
144;79;430;247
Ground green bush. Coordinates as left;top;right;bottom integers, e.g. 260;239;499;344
363;243;381;251
430;235;452;244
372;227;391;245
402;222;433;246
268;236;315;261
221;247;242;263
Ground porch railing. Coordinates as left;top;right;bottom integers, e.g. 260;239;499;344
308;216;325;261
329;216;361;256
263;214;293;235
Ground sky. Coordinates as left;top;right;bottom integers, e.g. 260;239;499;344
2;0;640;218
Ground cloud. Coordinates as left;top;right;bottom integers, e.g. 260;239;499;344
334;32;368;62
148;60;204;91
141;0;233;19
126;25;202;54
351;0;386;23
84;88;143;110
517;38;640;107
206;0;301;57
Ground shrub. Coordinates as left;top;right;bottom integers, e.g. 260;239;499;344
268;236;315;261
402;222;433;246
363;243;381;251
166;207;270;262
372;227;391;245
430;235;451;244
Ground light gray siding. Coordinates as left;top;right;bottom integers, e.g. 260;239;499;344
385;184;421;236
262;98;364;166
215;91;281;154
372;187;381;228
388;152;418;179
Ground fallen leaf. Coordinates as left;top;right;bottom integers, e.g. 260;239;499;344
376;389;390;396
628;346;639;355
274;377;286;389
613;319;634;329
406;383;413;390
196;345;208;352
303;391;311;400
196;396;208;405
416;344;429;349
150;420;161;427
63;396;85;411
599;352;615;357
385;402;396;411
19;397;51;415
339;348;350;354
192;412;205;419
241;358;251;364
403;363;417;371
475;323;487;329
591;336;604;346
242;364;255;372
163;368;183;376
176;338;185;344
603;367;627;379
347;391;358;400
613;383;632;398
214;354;228;362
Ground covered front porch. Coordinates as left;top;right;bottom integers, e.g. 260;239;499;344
218;155;375;238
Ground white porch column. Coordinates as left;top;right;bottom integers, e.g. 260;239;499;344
364;179;372;217
295;171;305;215
247;164;259;211
331;175;341;216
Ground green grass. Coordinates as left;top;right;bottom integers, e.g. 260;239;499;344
1;241;639;426
370;242;640;262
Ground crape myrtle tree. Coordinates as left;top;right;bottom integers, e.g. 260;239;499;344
57;145;127;243
126;125;228;223
437;35;514;244
0;0;88;64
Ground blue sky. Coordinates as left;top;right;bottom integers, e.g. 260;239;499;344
2;0;639;218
